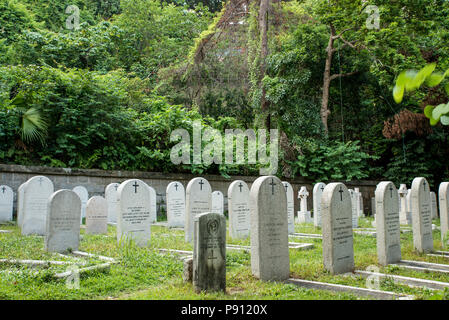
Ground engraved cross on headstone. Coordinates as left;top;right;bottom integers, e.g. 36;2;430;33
389;186;394;198
133;181;139;193
114;184;118;191
339;187;344;201
199;180;204;191
174;183;179;191
38;177;43;186
269;179;276;195
1;186;5;194
423;181;427;191
238;182;243;192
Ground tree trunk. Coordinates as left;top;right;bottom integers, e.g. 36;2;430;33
321;24;336;136
259;0;270;129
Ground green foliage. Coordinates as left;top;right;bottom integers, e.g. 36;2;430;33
290;140;374;182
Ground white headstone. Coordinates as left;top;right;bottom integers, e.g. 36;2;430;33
185;177;212;243
375;182;401;266
313;183;326;227
282;181;295;234
322;183;354;275
439;182;449;248
211;191;224;215
250;176;289;281
411;177;433;253
354;188;364;218
148;186;157;223
117;179;152;247
17;182;26;227
228;180;250;239
166;181;185;228
297;186;312;223
22;176;54;235
406;189;413;225
349;189;358;228
73;186;88;224
86;196;108;234
45;190;81;253
0;185;13;222
105;183;120;223
398;184;408;225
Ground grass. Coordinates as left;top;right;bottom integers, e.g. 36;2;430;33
0;217;449;300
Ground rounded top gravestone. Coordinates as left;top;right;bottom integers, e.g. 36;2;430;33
375;182;401;266
73;186;88;224
321;183;354;275
22;176;54;236
211;191;224;215
147;186;157;223
228;180;250;239
17;182;27;228
45;189;81;253
411;177;433;253
282;181;295;234
105;183;120;223
313;182;326;227
0;185;14;222
166;181;186;228
86;196;108;235
439;182;449;247
250;176;290;281
117;179;152;247
185;177;212;243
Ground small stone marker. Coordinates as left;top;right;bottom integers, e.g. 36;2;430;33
45;190;81;253
117;179;152;247
185;177;212;243
411;177;433;253
193;212;226;293
22;176;54;235
375;182;401;266
322;183;354;275
313;183;326;227
86;196;108;235
0;185;13;222
297;187;312;224
430;192;438;220
73;186;88;224
105;183;120;223
17;182;26;227
349;189;358;228
148;186;157;223
398;184;408;225
250;176;290;281
439;182;449;248
406;189;413;225
211;191;224;215
228;180;250;239
166;181;185;228
354;188;364;218
282;181;295;234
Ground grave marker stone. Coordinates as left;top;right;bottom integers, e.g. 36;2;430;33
322;183;354;275
105;183;120;223
193;212;226;293
73;186;88;224
17;182;26;227
86;196;108;235
228;180;250;239
117;179;152;247
439;182;449;248
411;177;433;253
250;176;289;281
297;187;312;223
375;182;401;266
282;181;295;234
211;191;224;215
398;184;408;225
166;181;185;228
22;176;54;235
185;178;212;243
45;190;81;253
313;183;326;227
148;186;157;223
0;185;13;222
349;189;358;228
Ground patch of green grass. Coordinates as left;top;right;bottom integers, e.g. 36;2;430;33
0;218;449;300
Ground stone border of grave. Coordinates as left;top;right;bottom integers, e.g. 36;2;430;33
0;251;118;280
285;278;414;300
